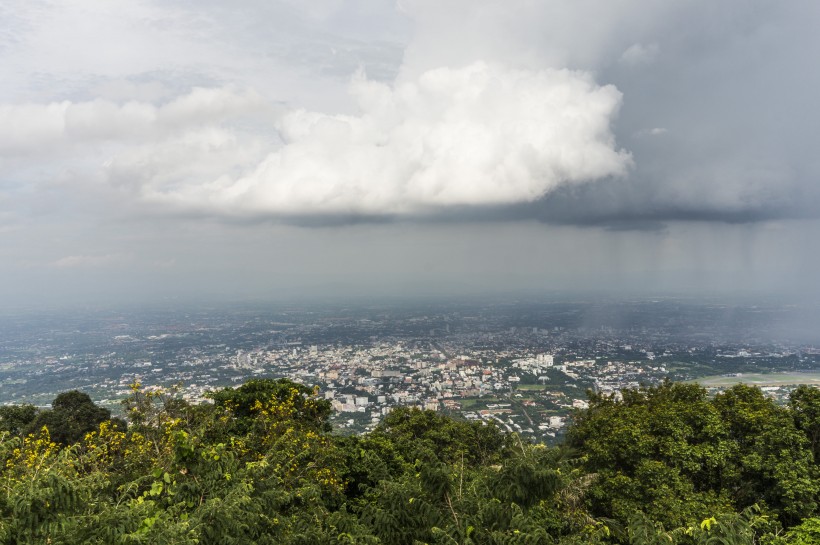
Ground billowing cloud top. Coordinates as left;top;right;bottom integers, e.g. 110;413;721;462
141;63;629;215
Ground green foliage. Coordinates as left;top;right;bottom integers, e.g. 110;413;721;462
206;378;333;434
782;517;820;544
624;504;782;545
712;385;819;524
568;381;820;529
0;381;818;544
789;385;820;462
0;404;39;436
24;390;117;445
371;407;511;466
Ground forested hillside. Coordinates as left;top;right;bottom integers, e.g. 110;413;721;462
2;379;820;544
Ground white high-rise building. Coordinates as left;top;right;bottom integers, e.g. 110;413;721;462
536;354;554;367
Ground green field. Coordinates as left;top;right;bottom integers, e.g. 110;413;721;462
515;384;547;391
691;372;820;387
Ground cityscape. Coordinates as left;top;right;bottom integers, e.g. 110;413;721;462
3;297;818;443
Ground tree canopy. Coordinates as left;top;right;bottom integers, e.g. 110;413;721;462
1;379;819;544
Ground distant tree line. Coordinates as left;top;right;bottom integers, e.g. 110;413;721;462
1;378;820;544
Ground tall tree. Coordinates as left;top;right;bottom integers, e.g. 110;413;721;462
790;385;820;463
25;391;114;445
0;404;39;436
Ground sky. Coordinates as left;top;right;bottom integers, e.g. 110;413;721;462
2;0;820;308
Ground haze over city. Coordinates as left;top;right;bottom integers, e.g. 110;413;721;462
2;1;820;308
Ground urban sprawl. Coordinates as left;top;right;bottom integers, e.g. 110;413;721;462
1;300;818;443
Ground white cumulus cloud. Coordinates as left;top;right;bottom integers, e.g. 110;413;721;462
142;62;631;216
0;86;266;156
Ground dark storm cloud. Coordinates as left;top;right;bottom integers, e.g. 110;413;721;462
250;177;819;231
589;0;820;229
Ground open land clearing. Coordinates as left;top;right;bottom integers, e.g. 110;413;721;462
692;371;820;387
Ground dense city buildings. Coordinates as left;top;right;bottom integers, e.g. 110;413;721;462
1;299;819;443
